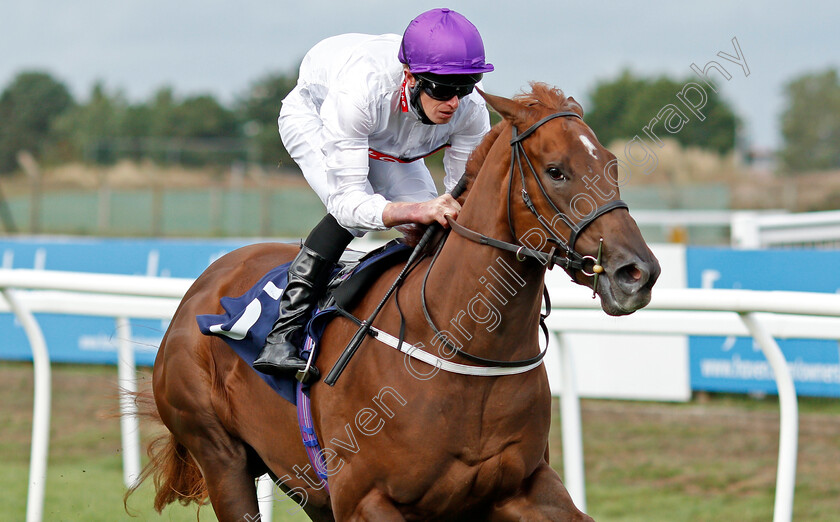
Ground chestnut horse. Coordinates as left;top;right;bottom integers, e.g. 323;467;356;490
131;84;660;521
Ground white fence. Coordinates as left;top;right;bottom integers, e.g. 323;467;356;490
4;269;839;522
630;209;840;249
0;270;188;522
546;286;840;522
731;209;840;248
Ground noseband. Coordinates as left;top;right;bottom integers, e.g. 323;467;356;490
447;110;628;276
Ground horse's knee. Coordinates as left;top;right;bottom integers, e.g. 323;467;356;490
168;418;262;521
490;462;591;522
194;446;261;521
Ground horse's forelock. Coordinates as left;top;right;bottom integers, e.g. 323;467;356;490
513;82;574;113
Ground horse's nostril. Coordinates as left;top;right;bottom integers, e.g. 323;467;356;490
615;262;649;290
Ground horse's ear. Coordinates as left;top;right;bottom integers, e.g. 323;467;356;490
566;96;584;118
478;89;536;129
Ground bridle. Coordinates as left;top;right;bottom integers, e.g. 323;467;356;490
415;110;629;369
448;110;628;277
327;109;632;382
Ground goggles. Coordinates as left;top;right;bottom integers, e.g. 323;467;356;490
416;73;481;101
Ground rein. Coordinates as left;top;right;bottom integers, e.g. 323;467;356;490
418;231;553;368
327;110;632;382
417;110;629;371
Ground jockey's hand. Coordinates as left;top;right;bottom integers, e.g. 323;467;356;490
382;194;461;228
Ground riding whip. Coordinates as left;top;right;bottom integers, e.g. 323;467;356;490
323;176;468;386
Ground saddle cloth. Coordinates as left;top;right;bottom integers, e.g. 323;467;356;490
195;239;411;404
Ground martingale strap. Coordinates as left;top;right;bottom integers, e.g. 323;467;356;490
417;233;552;369
333;303;550;376
333;277;553;375
364;323;547;376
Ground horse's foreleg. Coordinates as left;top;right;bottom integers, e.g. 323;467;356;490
489;461;593;522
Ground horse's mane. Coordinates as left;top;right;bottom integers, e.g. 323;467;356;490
461;82;576;198
461;124;503;196
513;82;575;112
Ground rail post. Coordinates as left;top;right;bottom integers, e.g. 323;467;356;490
3;289;51;522
556;332;586;512
116;317;141;488
740;313;798;522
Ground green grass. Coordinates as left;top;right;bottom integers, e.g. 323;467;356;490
0;362;309;522
0;457;311;521
550;397;840;521
3;361;840;521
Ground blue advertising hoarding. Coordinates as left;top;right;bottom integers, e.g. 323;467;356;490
4;239;840;398
686;248;840;397
0;237;293;367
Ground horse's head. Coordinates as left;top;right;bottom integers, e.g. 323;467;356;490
478;84;660;315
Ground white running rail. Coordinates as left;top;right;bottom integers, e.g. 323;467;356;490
0;269;279;522
0;270;188;522
731;209;840;248
3;267;834;522
546;286;840;522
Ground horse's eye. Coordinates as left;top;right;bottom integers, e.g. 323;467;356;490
546;166;567;181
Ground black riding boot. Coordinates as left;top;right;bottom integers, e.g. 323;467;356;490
253;214;353;378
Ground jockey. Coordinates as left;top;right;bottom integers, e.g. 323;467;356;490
253;8;494;377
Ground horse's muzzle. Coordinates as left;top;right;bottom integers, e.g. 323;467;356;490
599;254;661;315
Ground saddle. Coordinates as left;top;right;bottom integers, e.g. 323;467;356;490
324;240;411;309
196;239;411;404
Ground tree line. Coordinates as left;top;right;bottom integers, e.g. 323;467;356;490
0;67;837;175
0;71;297;173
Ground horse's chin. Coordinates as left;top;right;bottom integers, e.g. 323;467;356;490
596;276;652;316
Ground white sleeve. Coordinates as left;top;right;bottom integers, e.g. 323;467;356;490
319;90;390;231
443;100;491;193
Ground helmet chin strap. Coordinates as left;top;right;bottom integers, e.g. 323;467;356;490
408;83;436;125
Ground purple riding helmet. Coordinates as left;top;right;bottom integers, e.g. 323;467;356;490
398;8;494;123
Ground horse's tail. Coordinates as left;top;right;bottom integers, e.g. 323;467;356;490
123;389;208;513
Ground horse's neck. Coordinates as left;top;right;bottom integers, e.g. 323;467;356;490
421;160;547;361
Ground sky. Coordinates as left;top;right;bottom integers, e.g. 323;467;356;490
2;0;838;150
